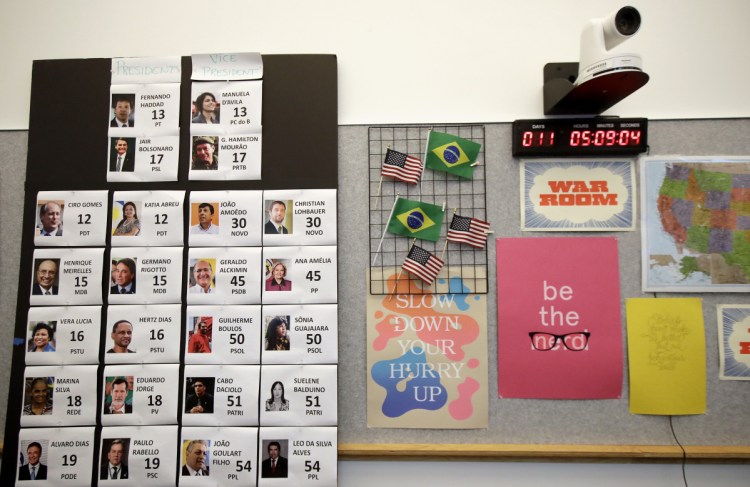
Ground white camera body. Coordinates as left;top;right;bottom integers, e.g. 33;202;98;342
576;6;643;86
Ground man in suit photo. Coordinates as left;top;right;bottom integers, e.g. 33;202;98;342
104;377;132;414
111;258;136;295
110;95;134;127
18;442;48;480
109;137;135;172
31;259;59;296
264;200;290;234
261;441;288;478
37;201;63;236
181;440;209;476
100;439;129;480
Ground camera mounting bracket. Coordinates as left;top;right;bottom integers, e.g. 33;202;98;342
543;62;649;115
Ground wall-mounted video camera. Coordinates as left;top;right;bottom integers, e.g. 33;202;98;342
576;6;643;86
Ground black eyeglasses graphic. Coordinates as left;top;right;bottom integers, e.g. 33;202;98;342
529;331;590;351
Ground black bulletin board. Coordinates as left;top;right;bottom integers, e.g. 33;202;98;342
1;54;337;485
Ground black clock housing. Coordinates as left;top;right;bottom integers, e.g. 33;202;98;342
512;117;648;157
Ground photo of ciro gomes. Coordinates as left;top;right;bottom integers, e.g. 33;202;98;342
34;190;109;247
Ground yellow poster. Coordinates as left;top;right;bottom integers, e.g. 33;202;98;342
626;298;706;415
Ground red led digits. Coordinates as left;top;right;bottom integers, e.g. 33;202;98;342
570;129;641;147
522;131;555;147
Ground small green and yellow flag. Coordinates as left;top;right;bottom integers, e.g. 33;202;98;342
424;130;481;179
386;197;444;241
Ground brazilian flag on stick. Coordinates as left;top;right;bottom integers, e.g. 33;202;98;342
386;197;445;242
424;130;481;179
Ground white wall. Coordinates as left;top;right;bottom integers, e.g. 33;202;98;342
1;0;749;129
339;460;750;486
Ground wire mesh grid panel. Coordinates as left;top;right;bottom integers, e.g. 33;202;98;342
368;125;488;295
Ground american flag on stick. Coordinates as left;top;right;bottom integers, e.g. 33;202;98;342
402;244;444;284
381;148;423;184
446;214;490;249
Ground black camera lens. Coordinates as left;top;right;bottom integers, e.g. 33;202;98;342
615;6;641;36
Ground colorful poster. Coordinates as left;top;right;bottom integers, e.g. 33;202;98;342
717;304;750;380
496;238;622;399
641;157;750;292
521;160;635;231
626;298;706;415
367;268;487;428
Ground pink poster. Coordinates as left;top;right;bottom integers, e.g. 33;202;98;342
497;237;622;399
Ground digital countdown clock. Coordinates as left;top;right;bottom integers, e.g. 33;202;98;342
512;117;648;157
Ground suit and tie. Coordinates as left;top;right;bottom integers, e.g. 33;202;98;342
103;402;133;414
18;462;47;480
32;284;58;296
109;153;134;172
181;465;209;476
100;463;129;480
39;227;63;236
264;220;289;234
261;456;288;478
111;282;136;295
110;118;133;128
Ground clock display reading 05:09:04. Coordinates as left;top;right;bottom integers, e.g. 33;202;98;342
511;118;648;157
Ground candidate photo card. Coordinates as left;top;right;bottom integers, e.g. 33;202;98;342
101;364;179;425
188;130;262;181
189;190;263;247
259;365;337;427
258;427;337;486
183;365;261;426
262;189;337;247
111;190;185;246
17;427;95;485
261;305;338;365
261;246;337;305
99;425;178;486
26;306;101;365
30;248;104;306
107;135;181;182
185;305;262;364
108;83;181;132
187;248;262;305
190;80;262;133
179;427;259;485
21;366;98;427
104;305;181;364
109;247;183;304
34;190;108;246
